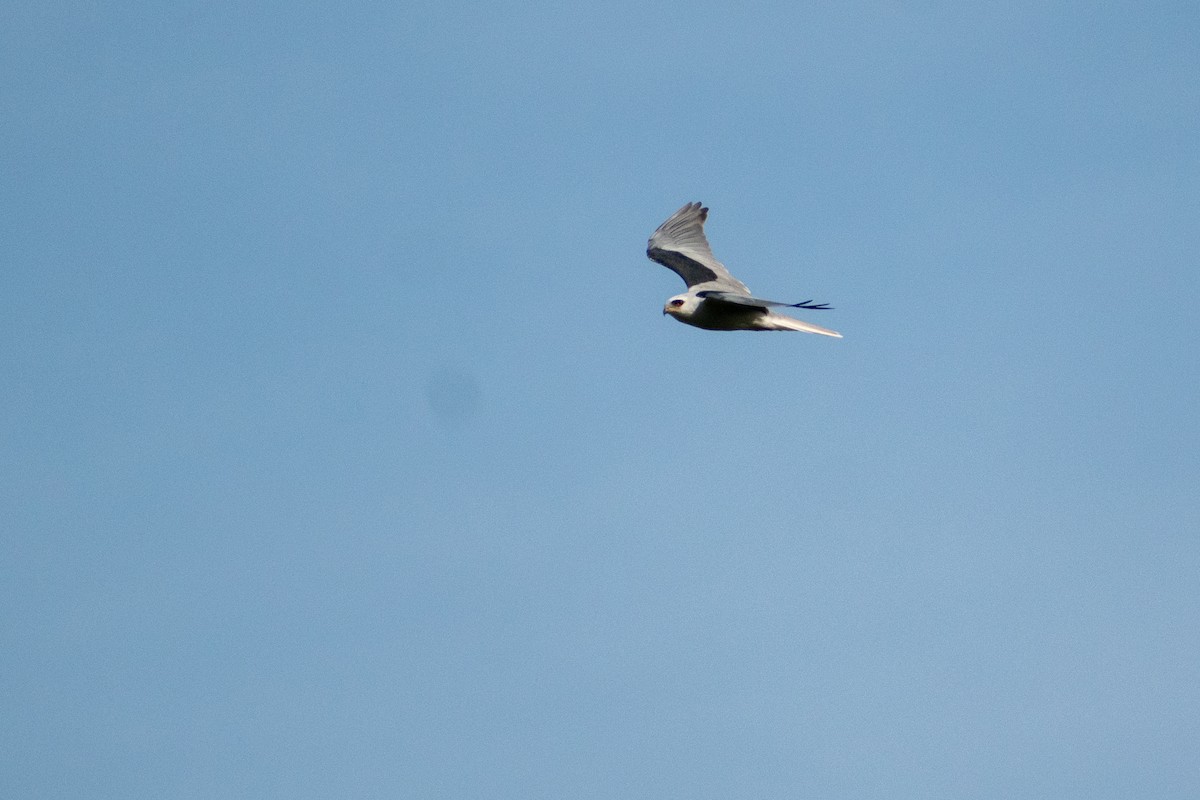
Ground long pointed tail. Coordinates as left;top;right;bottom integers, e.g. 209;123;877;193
762;313;843;337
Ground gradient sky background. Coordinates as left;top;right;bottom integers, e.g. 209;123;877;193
4;2;1199;797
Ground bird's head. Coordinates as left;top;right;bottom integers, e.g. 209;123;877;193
663;294;697;318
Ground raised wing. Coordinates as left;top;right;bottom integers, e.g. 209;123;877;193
646;202;750;292
696;290;834;311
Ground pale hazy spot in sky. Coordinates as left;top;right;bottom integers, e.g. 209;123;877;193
423;368;481;424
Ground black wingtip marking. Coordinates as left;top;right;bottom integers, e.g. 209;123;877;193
791;300;833;310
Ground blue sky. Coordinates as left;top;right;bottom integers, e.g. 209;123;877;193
3;1;1198;797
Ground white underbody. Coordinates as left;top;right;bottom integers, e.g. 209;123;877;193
665;295;842;337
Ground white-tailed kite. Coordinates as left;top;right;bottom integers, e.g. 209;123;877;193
646;202;842;337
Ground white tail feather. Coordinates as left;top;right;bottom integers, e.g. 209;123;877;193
761;313;843;337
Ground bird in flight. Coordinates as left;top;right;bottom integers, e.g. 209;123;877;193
646;202;842;337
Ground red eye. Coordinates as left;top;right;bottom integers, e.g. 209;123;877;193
670;299;685;307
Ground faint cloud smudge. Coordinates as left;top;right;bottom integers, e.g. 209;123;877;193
423;368;482;425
